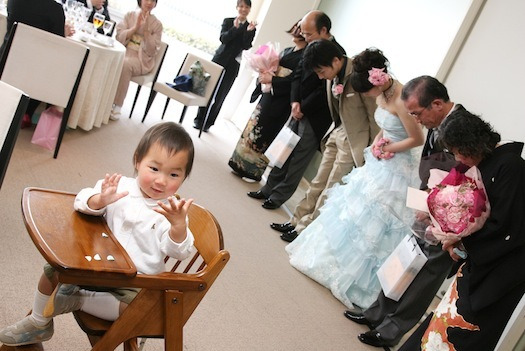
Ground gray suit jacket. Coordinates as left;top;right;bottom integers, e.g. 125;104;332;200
325;57;379;167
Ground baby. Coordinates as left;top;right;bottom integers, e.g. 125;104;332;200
0;122;195;346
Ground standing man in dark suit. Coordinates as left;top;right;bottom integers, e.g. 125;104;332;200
248;10;345;210
193;0;256;132
344;75;466;348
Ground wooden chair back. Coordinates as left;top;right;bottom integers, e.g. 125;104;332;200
0;81;29;189
0;22;89;158
73;202;229;351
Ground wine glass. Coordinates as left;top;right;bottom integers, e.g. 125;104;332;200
102;20;114;37
92;13;105;37
102;21;114;45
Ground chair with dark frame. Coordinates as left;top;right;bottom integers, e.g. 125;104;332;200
0;80;29;190
128;41;169;119
141;52;224;138
0;22;89;159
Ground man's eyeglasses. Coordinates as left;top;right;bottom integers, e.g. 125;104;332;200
408;104;431;117
300;31;315;38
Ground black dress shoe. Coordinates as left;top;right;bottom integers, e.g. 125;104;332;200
247;190;267;200
280;230;298;242
270;222;295;233
358;330;395;348
193;122;203;130
344;310;374;327
262;199;280;209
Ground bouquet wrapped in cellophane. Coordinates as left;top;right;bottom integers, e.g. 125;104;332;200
244;42;280;92
426;166;490;244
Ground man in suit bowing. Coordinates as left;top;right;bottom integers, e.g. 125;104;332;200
271;39;378;241
248;11;346;210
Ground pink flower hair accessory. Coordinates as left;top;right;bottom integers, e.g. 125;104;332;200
368;67;389;86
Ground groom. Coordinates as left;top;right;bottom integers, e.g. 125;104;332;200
345;75;467;348
271;39;377;242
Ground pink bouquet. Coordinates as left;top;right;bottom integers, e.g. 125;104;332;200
244;42;280;92
426;166;490;243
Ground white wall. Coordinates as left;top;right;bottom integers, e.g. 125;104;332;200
224;0;525;156
319;0;472;83
445;0;525;152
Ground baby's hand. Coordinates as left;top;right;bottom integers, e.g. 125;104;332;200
99;173;128;206
154;196;194;243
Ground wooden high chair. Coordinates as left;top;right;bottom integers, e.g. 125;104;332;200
3;187;230;351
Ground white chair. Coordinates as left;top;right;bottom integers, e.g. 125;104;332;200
142;52;224;137
494;293;525;351
128;41;169;118
0;81;29;189
0;22;89;158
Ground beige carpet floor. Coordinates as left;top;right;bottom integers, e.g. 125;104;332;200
0;88;426;350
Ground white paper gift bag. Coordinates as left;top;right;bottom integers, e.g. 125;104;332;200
264;117;300;168
376;235;428;301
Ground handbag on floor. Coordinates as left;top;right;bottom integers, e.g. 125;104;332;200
263;117;300;168
376;235;428;301
31;106;63;150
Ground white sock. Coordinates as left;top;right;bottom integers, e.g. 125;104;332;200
30;290;52;326
79;290;120;321
112;105;121;113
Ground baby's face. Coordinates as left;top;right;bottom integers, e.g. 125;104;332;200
135;143;188;200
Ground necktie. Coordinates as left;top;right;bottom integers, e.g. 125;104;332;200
425;128;436;156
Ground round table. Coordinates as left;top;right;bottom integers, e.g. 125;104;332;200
66;33;125;131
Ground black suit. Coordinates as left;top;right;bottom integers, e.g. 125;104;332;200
362;104;465;345
194;17;255;128
3;0;64;47
400;141;525;351
259;38;345;206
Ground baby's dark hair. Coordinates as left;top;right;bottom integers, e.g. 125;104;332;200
237;0;251;7
133;122;194;177
349;48;389;93
137;0;157;6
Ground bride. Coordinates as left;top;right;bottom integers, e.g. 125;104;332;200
286;48;424;309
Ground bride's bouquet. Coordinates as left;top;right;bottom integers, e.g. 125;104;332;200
426;166;490;244
244;42;280;92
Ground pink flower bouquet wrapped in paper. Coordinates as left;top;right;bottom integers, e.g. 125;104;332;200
426;166;490;244
244;42;280;92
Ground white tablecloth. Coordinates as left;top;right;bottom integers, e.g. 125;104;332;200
67;34;125;131
1;9;125;131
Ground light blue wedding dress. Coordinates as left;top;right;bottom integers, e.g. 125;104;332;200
286;107;421;309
